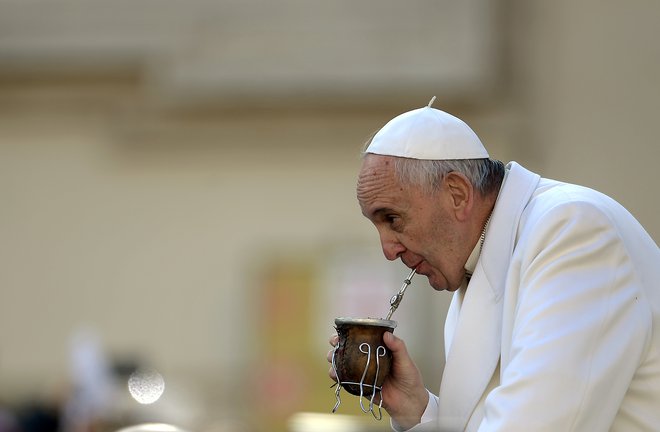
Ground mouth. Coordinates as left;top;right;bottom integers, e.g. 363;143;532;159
406;261;425;273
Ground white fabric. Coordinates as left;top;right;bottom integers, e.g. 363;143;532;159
403;162;660;431
366;106;489;160
391;390;439;432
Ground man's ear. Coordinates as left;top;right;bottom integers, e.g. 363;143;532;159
443;172;473;221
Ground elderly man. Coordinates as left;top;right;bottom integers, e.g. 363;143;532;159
329;100;660;431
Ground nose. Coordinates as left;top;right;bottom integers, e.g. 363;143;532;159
379;231;406;261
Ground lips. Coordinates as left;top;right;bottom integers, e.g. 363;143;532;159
407;261;425;274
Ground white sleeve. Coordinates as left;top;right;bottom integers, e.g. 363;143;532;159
390;390;439;431
479;202;650;431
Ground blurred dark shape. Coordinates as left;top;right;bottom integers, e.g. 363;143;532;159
16;402;59;432
111;358;141;382
0;402;19;432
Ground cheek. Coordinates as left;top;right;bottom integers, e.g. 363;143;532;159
399;230;425;254
416;230;456;271
402;215;450;262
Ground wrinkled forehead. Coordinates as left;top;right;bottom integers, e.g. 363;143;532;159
356;155;404;210
357;154;396;186
360;152;393;169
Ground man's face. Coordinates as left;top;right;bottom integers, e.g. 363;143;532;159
357;155;468;292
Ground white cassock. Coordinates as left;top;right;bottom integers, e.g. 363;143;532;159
405;162;660;431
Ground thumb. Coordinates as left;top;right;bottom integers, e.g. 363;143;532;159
383;331;405;353
383;331;415;369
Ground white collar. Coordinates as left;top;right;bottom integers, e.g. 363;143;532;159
464;167;510;279
464;214;490;277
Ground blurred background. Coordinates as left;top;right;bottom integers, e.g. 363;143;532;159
0;1;658;431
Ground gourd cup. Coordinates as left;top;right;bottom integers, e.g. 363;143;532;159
331;316;397;420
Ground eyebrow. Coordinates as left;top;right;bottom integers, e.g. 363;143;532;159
369;207;395;220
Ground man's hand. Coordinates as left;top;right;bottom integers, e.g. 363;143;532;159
327;334;340;381
327;332;428;430
380;332;428;429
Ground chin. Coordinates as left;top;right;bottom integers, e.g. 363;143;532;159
427;276;449;292
427;275;461;292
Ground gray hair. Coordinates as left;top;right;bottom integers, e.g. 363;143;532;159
391;157;505;196
361;139;504;195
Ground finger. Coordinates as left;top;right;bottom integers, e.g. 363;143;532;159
327;348;335;363
328;366;337;381
328;334;338;346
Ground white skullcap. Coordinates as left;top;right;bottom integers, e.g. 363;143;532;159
366;98;489;160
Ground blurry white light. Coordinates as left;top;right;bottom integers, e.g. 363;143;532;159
115;423;188;432
287;412;369;432
128;368;165;404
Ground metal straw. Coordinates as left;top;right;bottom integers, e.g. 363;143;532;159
386;268;416;320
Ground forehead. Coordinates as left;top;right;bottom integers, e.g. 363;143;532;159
356;155;405;215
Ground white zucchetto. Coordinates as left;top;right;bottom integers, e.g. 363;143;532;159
366;98;489;160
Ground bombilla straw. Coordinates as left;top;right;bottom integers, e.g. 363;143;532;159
386;268;417;320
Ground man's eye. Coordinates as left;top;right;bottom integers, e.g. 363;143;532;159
386;215;401;227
